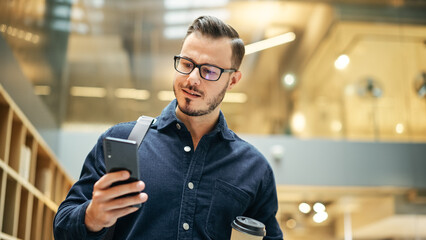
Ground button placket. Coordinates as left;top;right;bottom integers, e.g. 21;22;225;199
177;137;209;239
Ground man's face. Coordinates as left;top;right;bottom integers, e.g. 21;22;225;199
173;32;240;117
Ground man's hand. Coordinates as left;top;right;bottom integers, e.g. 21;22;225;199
85;170;148;232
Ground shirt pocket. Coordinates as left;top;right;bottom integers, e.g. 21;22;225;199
205;179;250;240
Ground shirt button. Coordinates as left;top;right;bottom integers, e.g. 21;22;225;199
176;123;181;130
188;182;194;189
184;146;191;152
183;223;190;230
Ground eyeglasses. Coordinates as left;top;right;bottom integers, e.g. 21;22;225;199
174;55;236;81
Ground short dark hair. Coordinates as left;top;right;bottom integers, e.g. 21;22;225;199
184;16;245;70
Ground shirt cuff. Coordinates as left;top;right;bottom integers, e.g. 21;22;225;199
79;200;108;239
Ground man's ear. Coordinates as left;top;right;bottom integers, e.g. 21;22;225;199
227;71;242;90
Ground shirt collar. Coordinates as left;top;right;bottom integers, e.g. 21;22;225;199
155;99;235;141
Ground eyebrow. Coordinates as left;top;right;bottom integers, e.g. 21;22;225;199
180;55;224;69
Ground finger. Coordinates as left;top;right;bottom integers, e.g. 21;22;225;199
95;171;130;190
105;181;145;200
108;205;141;221
105;192;148;211
85;202;141;231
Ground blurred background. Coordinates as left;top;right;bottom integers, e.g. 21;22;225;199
1;0;426;239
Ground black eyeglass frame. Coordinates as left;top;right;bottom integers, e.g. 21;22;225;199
174;55;237;81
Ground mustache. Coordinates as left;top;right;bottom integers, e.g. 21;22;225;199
182;84;204;95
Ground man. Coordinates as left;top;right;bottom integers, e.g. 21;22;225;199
54;15;283;240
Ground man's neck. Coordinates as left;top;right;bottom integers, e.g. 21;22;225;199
175;107;220;150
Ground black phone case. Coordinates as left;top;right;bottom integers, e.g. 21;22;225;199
103;136;141;208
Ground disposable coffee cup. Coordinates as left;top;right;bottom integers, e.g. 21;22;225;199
230;216;266;240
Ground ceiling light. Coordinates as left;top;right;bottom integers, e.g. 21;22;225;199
265;26;291;39
91;0;104;8
71;22;89;34
163;26;188;39
62;123;111;133
164;11;188;25
223;93;247;103
1;24;40;44
70;86;106;98
25;32;33;41
115;88;150;100
51;20;71;32
283;74;295;86
53;5;71;18
291;112;306;133
10;27;17;37
313;202;326;212
6;26;13;35
395;123;404;134
34;85;51;96
298;203;311;214
164;10;230;25
331;120;342;132
282;74;296;89
313;211;328;223
0;24;6;32
71;7;85;20
245;32;296;55
158;91;175;101
334;54;350;70
164;0;229;10
17;30;25;39
31;35;40;44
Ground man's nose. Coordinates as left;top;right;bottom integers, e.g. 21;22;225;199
187;67;201;86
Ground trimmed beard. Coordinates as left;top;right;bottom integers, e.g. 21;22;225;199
174;79;229;117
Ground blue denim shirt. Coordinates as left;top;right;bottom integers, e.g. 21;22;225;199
54;100;283;240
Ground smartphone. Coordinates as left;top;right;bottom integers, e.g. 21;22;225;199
103;136;141;207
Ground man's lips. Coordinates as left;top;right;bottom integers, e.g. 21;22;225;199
182;88;202;98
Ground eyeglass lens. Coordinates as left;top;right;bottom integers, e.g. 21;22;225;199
176;57;221;81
